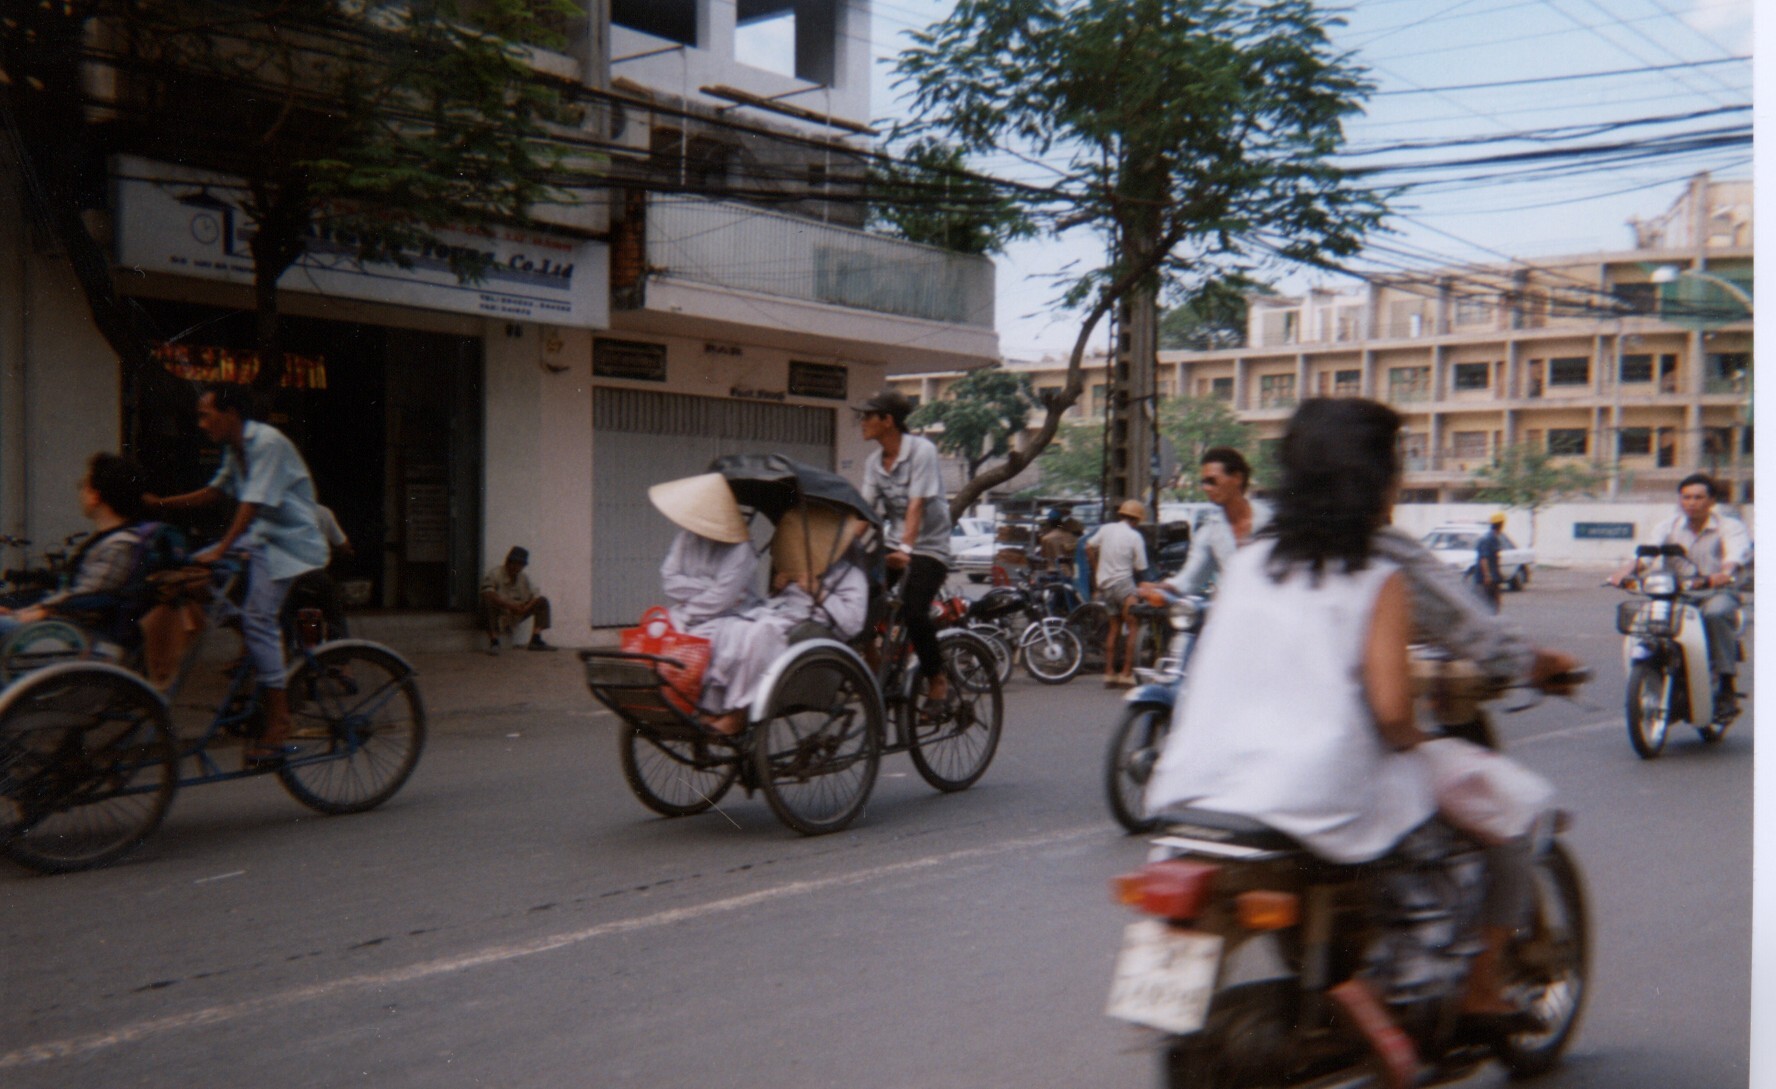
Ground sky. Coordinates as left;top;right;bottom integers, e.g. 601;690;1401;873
845;0;1756;360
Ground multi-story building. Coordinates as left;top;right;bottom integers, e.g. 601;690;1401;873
1;1;999;632
894;173;1752;505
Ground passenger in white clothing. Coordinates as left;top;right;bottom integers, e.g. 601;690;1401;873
1146;397;1529;1033
651;472;761;632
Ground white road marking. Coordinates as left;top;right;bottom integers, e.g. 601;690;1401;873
192;871;245;885
1;825;1103;1069
1510;718;1623;748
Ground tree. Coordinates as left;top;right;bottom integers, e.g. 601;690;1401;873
1158;277;1269;351
1470;444;1608;546
868;136;1036;256
909;369;1043;478
894;0;1384;519
1157;397;1255;498
4;0;574;389
1020;420;1105;499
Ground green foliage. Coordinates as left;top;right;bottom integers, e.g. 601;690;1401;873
1157;397;1255;497
894;0;1386;309
1159;277;1270;350
1471;445;1607;545
909;369;1043;477
1023;420;1105;498
869;136;1036;255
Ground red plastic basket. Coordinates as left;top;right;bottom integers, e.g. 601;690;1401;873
619;606;711;715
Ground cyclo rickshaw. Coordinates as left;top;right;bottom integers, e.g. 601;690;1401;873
579;454;1004;836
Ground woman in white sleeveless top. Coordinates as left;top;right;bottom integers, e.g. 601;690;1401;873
1146;397;1532;1032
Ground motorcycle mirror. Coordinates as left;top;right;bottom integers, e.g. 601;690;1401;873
1660;543;1689;558
1635;545;1662;558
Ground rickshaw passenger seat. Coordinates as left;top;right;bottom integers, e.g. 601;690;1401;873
787;620;837;645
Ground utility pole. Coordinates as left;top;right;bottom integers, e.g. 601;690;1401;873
1104;287;1158;514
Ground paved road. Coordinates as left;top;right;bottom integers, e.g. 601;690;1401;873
0;570;1751;1088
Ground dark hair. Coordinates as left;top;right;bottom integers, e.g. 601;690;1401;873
201;382;256;419
1200;446;1251;491
86;452;147;521
1677;472;1718;499
1261;398;1401;583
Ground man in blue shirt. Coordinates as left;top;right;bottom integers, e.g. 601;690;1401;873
146;384;327;766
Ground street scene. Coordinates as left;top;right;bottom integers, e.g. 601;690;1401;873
0;573;1753;1088
0;1;1759;1088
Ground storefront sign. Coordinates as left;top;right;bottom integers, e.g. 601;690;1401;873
593;338;668;381
788;360;848;400
1574;522;1635;540
114;156;609;328
154;343;328;390
730;386;786;402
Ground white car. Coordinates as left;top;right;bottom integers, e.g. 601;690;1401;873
952;517;995;557
1420;523;1536;591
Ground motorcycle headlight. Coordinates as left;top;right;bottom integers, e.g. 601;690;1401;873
1641;573;1679;596
1169;597;1201;630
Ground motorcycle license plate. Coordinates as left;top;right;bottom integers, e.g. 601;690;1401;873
1105;921;1223;1034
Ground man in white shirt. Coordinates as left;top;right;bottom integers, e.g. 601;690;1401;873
1609;473;1751;711
1087;499;1149;687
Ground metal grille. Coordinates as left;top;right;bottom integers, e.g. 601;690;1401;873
591;388;835;626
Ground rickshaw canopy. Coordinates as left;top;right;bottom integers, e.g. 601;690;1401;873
709;454;880;529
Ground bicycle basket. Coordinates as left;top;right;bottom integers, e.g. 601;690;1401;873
618;606;711;714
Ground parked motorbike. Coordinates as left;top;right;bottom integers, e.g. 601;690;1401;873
961;572;1090;685
1613;542;1744;759
1106;662;1590;1089
1105;593;1208;834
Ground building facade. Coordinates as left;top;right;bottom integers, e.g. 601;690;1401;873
894;174;1752;506
1;0;999;633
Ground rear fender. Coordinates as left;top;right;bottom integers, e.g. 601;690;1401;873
1125;682;1177;708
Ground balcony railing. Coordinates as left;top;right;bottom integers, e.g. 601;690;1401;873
645;196;995;327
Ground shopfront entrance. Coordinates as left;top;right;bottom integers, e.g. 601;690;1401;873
124;300;483;610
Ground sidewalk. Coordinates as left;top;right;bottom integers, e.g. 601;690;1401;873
401;642;604;726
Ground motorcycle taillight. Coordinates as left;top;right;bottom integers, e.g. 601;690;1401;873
1112;859;1220;919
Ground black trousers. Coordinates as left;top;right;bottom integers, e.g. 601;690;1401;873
891;555;948;680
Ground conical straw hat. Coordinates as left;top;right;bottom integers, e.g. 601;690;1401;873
648;473;749;544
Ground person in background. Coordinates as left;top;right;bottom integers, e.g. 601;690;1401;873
282;503;354;642
856;389;953;719
480;546;555;654
145;384;327;767
1471;512;1507;614
1608;472;1750;716
1088;499;1149;688
1142;446;1266;601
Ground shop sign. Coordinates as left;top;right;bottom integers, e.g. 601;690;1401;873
1574;522;1635;540
114;156;609;328
730;386;786;402
788;360;848;400
154;343;328;390
593;338;667;381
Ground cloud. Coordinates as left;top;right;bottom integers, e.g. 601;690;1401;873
1683;0;1752;38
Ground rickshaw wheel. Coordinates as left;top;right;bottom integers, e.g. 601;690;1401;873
620;724;739;817
0;665;177;874
908;631;1003;792
752;646;881;835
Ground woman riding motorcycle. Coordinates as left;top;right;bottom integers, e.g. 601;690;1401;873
1144;399;1550;1076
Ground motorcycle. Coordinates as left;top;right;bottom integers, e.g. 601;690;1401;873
1613;542;1745;759
959;572;1091;686
1105;592;1208;834
1106;662;1590;1089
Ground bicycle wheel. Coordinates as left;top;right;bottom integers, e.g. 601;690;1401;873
1021;618;1083;684
0;665;177;873
965;622;1015;686
1106;701;1169;833
277;644;426;815
908;632;1003;792
0;620;91;684
620;724;739;817
752;646;881;835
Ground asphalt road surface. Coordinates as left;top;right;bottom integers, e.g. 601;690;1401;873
0;569;1752;1088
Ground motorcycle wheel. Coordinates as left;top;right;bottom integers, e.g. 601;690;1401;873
1161;982;1293;1089
1625;661;1671;759
1105;701;1169;833
1493;841;1590;1079
965;623;1015;686
1021;619;1083;685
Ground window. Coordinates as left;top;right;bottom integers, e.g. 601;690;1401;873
1089;383;1107;416
1454;297;1494;326
1387;366;1431;403
1619;354;1653;383
1548;357;1589;386
1548;429;1588;456
1258;374;1296;409
614;0;697;45
1452;362;1489;391
1705;352;1750;394
1618;427;1652;456
1333;369;1361;397
1038;385;1061;407
1209;376;1234;402
1611;282;1657;316
1450;431;1488;459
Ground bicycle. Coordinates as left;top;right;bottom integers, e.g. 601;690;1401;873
0;554;425;873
